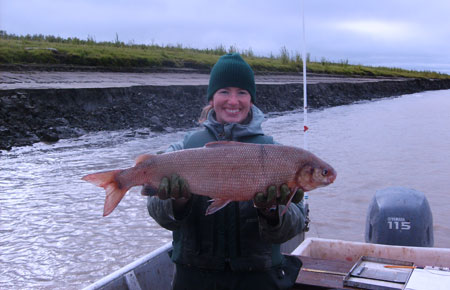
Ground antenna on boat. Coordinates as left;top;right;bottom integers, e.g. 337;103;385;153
302;0;308;151
301;0;311;232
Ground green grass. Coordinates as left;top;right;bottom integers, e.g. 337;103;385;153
1;31;449;79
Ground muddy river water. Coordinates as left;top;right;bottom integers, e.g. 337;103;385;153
1;89;449;289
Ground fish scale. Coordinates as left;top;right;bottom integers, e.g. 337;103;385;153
149;144;292;198
82;141;336;216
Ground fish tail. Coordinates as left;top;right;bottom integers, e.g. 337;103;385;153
82;170;129;216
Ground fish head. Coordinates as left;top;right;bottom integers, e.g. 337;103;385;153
294;159;337;191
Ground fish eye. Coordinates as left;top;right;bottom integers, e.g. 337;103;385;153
322;169;328;176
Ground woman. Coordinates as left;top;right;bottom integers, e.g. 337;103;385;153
146;53;307;290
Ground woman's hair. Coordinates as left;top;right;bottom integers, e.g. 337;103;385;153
198;104;213;123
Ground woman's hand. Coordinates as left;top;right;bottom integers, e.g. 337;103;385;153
253;185;304;224
254;184;304;208
160;174;191;211
142;174;192;215
157;174;191;200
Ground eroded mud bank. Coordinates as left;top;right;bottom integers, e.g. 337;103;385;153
1;77;450;150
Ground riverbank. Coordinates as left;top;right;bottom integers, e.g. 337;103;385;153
1;70;450;151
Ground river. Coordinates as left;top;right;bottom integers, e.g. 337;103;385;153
1;89;449;289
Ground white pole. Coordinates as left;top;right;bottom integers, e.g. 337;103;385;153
302;0;308;151
302;0;310;208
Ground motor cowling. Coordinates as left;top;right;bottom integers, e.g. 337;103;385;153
365;187;433;247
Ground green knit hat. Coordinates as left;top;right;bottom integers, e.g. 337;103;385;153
207;53;256;103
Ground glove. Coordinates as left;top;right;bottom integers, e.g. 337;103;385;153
156;174;191;200
142;174;191;209
254;185;304;224
254;184;304;208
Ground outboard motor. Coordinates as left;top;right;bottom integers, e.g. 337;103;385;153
365;187;433;247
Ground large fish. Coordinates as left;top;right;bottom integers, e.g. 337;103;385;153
82;141;336;216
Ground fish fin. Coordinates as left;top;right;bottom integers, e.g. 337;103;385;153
205;141;245;148
280;187;298;216
82;170;130;217
205;198;232;215
135;154;154;165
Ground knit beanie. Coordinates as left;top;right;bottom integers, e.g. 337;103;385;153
207;53;256;103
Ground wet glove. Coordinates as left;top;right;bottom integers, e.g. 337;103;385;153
142;174;192;216
254;184;304;208
254;185;304;225
156;174;191;201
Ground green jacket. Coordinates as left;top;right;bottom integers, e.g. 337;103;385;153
147;105;306;272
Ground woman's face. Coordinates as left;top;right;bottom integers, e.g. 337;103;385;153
210;87;252;124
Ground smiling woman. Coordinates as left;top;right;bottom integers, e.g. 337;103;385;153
211;87;252;124
146;52;308;290
205;53;255;124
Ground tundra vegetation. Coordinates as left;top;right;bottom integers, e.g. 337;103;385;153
1;31;448;79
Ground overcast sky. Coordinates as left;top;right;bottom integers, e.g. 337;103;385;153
1;0;449;73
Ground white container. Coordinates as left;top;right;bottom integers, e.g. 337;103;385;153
292;238;450;267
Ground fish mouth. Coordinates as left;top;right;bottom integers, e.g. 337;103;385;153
328;172;337;183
